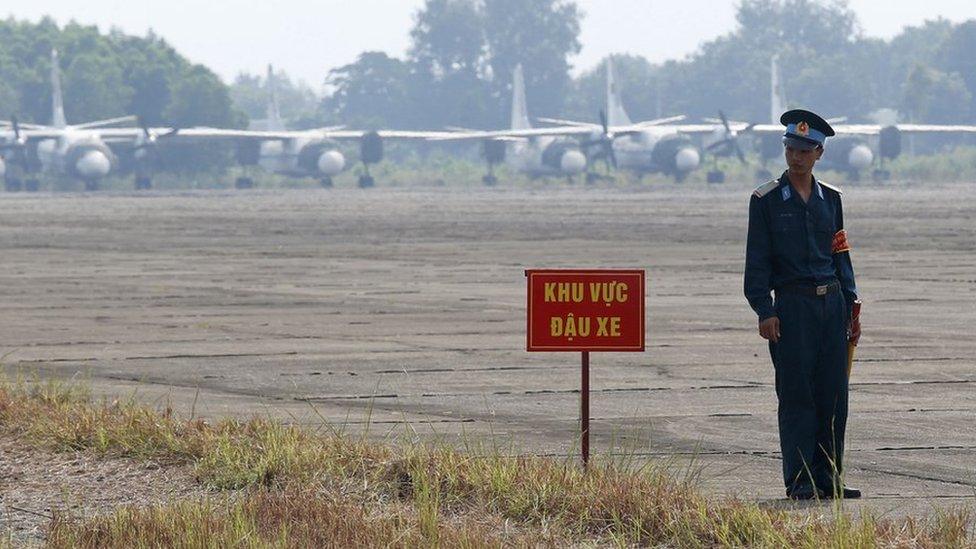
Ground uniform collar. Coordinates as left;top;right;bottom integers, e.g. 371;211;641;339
778;171;824;201
778;172;790;201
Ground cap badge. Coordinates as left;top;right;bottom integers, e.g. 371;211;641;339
796;121;809;136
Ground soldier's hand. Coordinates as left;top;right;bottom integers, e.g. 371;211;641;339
759;316;780;342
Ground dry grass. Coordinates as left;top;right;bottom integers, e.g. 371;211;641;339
46;488;556;548
1;377;973;548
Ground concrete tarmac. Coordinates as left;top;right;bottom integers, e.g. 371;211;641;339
1;181;973;518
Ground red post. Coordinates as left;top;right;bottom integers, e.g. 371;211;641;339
581;350;590;468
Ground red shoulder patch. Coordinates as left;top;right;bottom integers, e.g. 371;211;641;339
832;230;851;254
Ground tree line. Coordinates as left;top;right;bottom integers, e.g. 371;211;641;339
0;16;242;128
235;0;976;130
2;1;975;171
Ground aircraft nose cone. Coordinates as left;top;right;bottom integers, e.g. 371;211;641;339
76;150;111;178
848;145;873;170
317;150;345;175
560;150;587;174
675;147;700;172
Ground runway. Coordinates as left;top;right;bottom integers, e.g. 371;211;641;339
1;180;973;516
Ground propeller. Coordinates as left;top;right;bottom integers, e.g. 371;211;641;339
0;116;31;173
133;117;179;153
131;118;180;183
0;116;25;149
580;109;617;170
599;110;617;169
706;110;748;165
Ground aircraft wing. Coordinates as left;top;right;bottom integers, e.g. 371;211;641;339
598;122;749;134
6;123;463;143
91;128;159;139
13;127;159;141
748;123;882;135
428;126;598;141
894;124;976;134
0;120;51;130
373;130;460;139
666;123;751;134
169;127;459;140
13;128;80;140
748;123;976;136
319;129;462;139
163;128;311;140
427;121;755;141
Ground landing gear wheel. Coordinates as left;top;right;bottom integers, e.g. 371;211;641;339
135;176;152;190
84;180;99;192
5;178;22;192
235;177;254;189
706;170;725;184
358;175;375;188
25;179;39;192
320;177;333;188
482;174;497;186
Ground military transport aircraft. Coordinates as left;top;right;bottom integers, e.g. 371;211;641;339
0;54;453;191
217;65;346;188
536;57;706;182
173;65;457;188
430;64;588;184
746;54;976;181
444;59;717;183
0;50;178;191
566;54;976;184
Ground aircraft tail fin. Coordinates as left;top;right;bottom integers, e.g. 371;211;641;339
606;56;632;127
510;63;531;130
51;49;67;128
770;54;786;124
266;64;285;131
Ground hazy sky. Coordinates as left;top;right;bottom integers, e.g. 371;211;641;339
4;1;973;90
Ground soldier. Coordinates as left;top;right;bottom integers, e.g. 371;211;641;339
744;109;862;500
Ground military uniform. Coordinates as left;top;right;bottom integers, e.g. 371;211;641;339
744;110;859;499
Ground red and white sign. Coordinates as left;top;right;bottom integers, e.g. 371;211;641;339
526;269;645;352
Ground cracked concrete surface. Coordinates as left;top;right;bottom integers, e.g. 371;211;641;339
0;182;973;520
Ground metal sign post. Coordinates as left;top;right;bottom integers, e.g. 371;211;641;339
581;350;590;467
525;269;645;469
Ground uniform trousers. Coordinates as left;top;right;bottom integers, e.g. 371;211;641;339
769;288;849;493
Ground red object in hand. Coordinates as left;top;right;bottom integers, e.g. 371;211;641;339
849;300;862;345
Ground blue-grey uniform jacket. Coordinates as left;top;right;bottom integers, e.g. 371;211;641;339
744;172;857;321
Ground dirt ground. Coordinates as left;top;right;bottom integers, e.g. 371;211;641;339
0;180;973;525
0;435;204;545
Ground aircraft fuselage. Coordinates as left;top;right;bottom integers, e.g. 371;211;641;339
585;127;701;177
508;136;587;177
35;129;114;182
820;136;874;173
758;134;874;175
257;133;346;178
